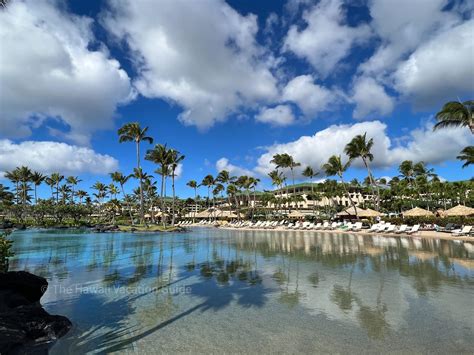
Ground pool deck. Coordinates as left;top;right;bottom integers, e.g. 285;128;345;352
189;224;474;243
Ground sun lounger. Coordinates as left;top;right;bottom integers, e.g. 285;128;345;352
368;224;380;232
313;222;322;230
385;225;396;233
407;224;420;235
395;225;408;234
352;222;363;231
452;226;472;236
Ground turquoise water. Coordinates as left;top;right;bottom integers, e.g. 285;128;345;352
9;228;474;354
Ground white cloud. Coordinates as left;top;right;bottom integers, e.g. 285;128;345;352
283;0;371;76
393;20;474;107
0;140;119;175
351;77;394;119
102;0;278;130
255;105;295;126
360;0;461;77
255;120;472;176
216;158;254;177
282;75;340;117
0;0;133;145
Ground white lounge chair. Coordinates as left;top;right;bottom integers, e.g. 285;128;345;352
352;222;363;231
407;224;420;235
452;226;472;236
368;224;380;232
395;225;408;234
385;225;396;233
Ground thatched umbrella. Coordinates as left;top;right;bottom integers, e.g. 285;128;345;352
358;208;382;218
444;204;474;217
402;207;434;217
337;206;363;216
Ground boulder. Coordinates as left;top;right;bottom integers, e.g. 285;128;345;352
0;272;72;353
0;271;48;302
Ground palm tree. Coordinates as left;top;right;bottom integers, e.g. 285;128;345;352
302;166;319;215
118;122;153;224
76;190;88;205
186;180;198;222
270;153;300;210
146;144;171;226
17;166;32;205
4;169;20;204
110;171;134;224
168;149;185;226
457;146;474;168
268;170;286;214
433;100;474;133
66;176;81;204
201;175;215;209
344;133;380;210
92;182;108;216
399;160;415;187
217;170;236;213
49;173;64;203
322;155;358;218
30;172;45;204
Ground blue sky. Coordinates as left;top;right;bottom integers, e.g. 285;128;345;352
0;0;473;199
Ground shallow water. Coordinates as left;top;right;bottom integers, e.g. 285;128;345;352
9;228;474;354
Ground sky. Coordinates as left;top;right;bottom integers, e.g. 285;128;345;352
0;0;473;199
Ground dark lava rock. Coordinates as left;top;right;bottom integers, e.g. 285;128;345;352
0;272;72;354
0;271;48;303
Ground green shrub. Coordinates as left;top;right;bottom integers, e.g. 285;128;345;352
0;230;14;273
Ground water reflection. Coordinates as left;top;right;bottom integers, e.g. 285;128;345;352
8;229;474;353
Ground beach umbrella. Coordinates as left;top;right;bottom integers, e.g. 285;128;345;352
337;206;363;216
358;208;382;218
402;207;434;217
444;204;474;217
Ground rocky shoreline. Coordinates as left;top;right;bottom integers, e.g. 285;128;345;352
0;271;72;353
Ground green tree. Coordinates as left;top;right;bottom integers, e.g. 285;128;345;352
118;122;153;224
457;146;474;168
31;171;45;204
302;166;319;214
110;171;134;224
168;149;185;226
433;100;474;133
322;155;358;218
186;180;198;222
66;176;82;204
344;132;380;210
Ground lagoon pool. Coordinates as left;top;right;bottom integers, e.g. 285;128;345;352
9;228;474;354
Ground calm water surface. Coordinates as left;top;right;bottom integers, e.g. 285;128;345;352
9;228;474;354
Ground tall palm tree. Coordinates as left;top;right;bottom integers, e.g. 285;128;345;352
168;149;185;226
302;166;319;215
433;100;474;133
76;190;88;205
118;122;153;224
186;180;198;222
322;155;358;218
457;146;474;168
271;153;300;210
49;173;64;203
4;169;20;204
92;182;108;216
17;166;32;205
110;171;134;224
146;144;171;226
30;171;45;204
66;176;81;204
217;170;236;213
201;175;215;209
268;170;286;214
344;133;380;210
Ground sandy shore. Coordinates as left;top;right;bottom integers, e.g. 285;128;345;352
188;224;474;243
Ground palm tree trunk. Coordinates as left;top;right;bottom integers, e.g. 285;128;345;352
121;184;134;225
340;174;358;219
34;185;37;205
171;173;176;226
161;173;166;228
136;141;144;225
363;158;380;211
193;188;197;223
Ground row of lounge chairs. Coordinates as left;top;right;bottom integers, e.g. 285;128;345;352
177;219;473;237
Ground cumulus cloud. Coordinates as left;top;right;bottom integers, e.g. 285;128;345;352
0;0;133;145
0;140;119;175
216;158;254;177
255;120;472;176
255;105;295;126
351;77;394;119
282;75;341;117
393;20;474;107
102;0;278;130
284;0;371;77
